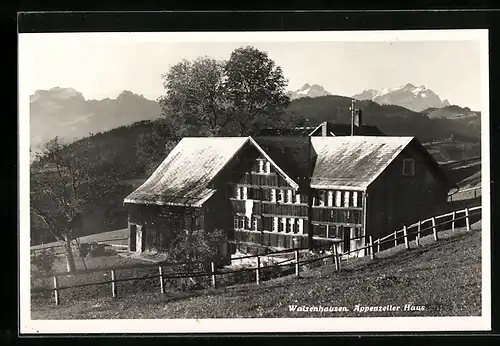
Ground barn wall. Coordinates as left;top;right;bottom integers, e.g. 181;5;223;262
126;203;203;253
366;144;449;241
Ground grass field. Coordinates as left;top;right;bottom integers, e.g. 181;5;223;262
31;221;482;319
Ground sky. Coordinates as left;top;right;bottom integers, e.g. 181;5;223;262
19;31;486;110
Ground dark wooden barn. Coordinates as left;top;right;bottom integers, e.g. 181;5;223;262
124;134;455;258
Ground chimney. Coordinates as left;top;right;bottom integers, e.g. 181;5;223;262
321;121;328;137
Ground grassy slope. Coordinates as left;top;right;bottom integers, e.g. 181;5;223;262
32;222;482;319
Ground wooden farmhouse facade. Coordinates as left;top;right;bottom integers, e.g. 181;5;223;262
124;135;455;258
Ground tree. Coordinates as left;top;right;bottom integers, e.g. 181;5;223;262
30;137;125;273
136;119;177;175
224;46;291;135
158;57;230;138
157;46;291;139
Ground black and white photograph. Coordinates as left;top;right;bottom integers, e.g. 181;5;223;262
19;29;490;333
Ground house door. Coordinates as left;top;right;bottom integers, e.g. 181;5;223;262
136;224;146;253
342;226;350;253
129;224;137;252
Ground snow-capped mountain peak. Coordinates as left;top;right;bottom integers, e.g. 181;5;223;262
288;83;332;100
352;83;449;112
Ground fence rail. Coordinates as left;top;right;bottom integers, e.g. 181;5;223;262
32;205;481;306
448;185;481;201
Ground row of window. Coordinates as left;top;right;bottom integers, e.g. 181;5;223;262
234;186;303;204
312;208;363;224
233;215;304;234
312;190;362;208
313;224;361;240
257;159;272;174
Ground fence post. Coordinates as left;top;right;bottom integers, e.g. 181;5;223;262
369;236;375;260
377;239;381;252
159;266;165;294
432;217;438;241
394;230;398;247
53;276;59;306
333;244;340;271
465;208;470;231
111;269;117;298
452;211;456;231
295;249;300;277
256;256;260;285
416;221;421;247
403;226;409;249
211;261;217;288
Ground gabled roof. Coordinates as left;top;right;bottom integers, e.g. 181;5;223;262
310;136;415;190
256;127;316;136
124;137;302;207
256;121;385;137
124;137;249;206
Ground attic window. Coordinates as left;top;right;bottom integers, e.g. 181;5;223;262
258;160;264;173
403;159;415;176
265;161;271;173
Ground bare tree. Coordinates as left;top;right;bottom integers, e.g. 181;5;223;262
30;137;124;273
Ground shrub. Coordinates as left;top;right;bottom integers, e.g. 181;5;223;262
32;248;57;277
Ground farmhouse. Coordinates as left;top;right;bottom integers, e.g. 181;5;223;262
123;133;455;258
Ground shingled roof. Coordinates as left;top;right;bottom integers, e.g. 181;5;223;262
256;121;385;137
125;135;452;206
310;136;415;190
124;137;304;206
124;137;249;206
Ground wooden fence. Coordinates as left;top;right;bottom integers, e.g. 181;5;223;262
448;185;481;201
34;205;481;306
30;237;129;257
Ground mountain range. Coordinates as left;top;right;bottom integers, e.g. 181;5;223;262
287;83;332;99
352;83;451;112
30;87;161;149
29;85;480;153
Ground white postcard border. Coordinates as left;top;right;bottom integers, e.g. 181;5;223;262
19;28;491;334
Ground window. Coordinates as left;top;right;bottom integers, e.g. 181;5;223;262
335;191;342;207
242;187;248;200
265;161;271;173
272;217;278;232
236;187;241;200
344;191;350;207
327;225;338;239
287;190;293;204
315;224;327;238
403;158;415;176
289;218;296;233
270;189;277;202
233;216;239;229
282;218;287;232
327;191;333;206
352;191;358;207
297;219;304;234
253;218;258;231
259;160;264;173
247;216;252;229
295;194;301;204
240;217;246;230
286;218;292;233
278;217;284;232
319;191;325;206
279;189;285;203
